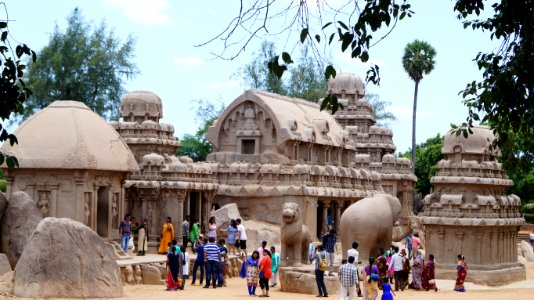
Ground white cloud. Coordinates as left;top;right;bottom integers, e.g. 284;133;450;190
172;55;204;67
104;0;173;26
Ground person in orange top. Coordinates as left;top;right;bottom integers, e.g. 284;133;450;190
258;248;272;297
158;217;175;254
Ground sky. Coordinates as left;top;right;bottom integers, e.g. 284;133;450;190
4;0;499;154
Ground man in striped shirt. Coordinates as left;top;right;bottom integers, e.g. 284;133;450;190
338;256;358;300
203;237;221;289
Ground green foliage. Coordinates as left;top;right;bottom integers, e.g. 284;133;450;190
453;0;533;164
242;41;286;95
0;179;5;192
176;99;225;162
24;7;138;120
523;214;534;224
286;47;327;102
0;3;36;168
367;94;397;128
400;134;444;196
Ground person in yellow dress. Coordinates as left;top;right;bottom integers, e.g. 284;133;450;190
159;217;175;254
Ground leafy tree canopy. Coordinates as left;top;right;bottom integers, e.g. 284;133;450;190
23;7;138;121
399;134;443;196
0;3;36;168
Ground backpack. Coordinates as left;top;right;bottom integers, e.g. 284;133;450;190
318;253;328;271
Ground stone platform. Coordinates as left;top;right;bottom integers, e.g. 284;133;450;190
279;265;340;295
435;262;526;286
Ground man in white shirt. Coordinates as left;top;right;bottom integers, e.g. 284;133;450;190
236;218;248;257
346;242;361;296
388;246;405;291
257;240;267;262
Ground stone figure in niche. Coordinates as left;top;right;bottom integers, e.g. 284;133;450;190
134;265;142;284
243;104;257;130
84;196;90;226
112;195;118;228
280;202;311;267
37;191;50;218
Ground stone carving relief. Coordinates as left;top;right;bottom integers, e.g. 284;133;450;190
84;193;91;226
37;191;51;218
112;194;119;229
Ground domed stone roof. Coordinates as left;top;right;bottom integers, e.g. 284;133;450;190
442;126;499;155
120;90;163;120
327;72;365;97
1;101;138;172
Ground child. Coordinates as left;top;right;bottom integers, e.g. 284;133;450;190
167;241;173;254
180;246;189;290
218;238;228;287
381;283;395;300
367;273;379;300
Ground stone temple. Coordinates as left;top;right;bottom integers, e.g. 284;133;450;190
1;73;415;243
420;126;525;285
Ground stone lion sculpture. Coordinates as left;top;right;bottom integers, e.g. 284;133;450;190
281;202;311;266
340;194;401;262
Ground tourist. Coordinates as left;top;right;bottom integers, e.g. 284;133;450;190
454;254;468;292
405;233;412;260
312;244;328;297
158;217;175;254
119;214;131;254
387;246;404;291
347;242;361;296
338;256;358;300
236;218;248;257
189;219;200;253
366;273;379;300
411;233;421;259
166;245;181;291
258;249;272;297
530;229;534;246
240;250;260;296
321;228;337;276
400;249;410;290
191;236;205;286
257;240;267;261
217;238;228;287
409;250;423;290
182;216;189;248
137;218;148;256
365;257;378;276
131;216;139;240
208;216;217;240
380;283;395;300
270;246;281;287
308;241;316;264
385;250;394;284
421;254;438;292
225;219;239;255
203;236;221;289
376;248;388;289
180;246;189;290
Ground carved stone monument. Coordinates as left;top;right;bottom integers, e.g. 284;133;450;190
281;202;311;266
420;126;525;285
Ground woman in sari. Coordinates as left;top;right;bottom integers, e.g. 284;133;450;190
454;254;468;292
137;218;148;256
159;217;175;254
240;250;260;296
409;250;424;290
421;254;438;291
166;246;180;290
376;248;388;289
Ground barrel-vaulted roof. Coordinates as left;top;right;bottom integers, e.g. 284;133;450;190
1;101;139;172
206;89;349;149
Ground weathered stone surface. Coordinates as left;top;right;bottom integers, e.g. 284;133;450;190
211;203;241;230
520;240;534;261
141;264;162;285
1;191;42;268
0;254;11;276
280;266;339;295
13;218;122;298
281;202;311;266
518;255;527;265
0;271;13;298
121;265;134;284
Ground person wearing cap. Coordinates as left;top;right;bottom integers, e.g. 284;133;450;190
338;256;358;300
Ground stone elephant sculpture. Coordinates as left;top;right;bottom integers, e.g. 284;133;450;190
340;194;401;262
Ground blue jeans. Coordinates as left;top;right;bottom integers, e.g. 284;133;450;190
121;235;130;253
192;259;205;284
315;269;327;296
205;261;219;287
217;262;225;286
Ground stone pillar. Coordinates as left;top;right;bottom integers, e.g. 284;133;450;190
74;173;85;222
475;232;483;264
490;231;497;264
176;190;187;244
50;184;59;218
335;202;341;234
322;201;329;234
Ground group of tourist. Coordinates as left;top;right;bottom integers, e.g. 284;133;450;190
238;241;281;297
118;213;149;255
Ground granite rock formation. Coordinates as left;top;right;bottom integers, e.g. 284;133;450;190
13;218;122;298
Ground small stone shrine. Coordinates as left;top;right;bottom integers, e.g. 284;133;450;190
421;126;525;285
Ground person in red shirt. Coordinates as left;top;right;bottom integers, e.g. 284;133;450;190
258;249;272;297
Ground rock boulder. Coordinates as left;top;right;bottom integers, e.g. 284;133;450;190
0;254;11;276
0;192;7;224
13;218;123;298
1;191;42;268
141;264;163;285
520;240;534;261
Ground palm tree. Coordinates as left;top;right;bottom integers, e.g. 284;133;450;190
402;40;436;169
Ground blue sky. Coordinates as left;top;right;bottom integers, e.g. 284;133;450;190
5;0;498;153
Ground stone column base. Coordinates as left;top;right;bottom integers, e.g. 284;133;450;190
435;263;526;286
279;266;340;295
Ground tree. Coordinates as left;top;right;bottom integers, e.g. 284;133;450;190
176;99;225;161
286;46;327;102
400;134;443;196
367;93;397;127
241;41;286;95
402;40;436;169
23;8;138;120
0;3;36;168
